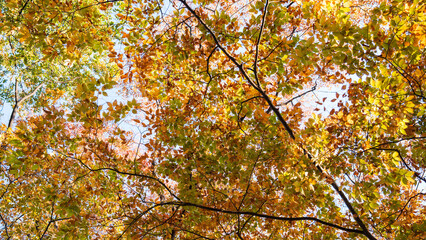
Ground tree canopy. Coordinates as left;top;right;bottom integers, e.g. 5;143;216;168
0;0;425;239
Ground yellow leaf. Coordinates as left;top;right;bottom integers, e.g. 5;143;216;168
392;152;400;160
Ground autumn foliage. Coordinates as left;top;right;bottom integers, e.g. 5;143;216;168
0;0;425;239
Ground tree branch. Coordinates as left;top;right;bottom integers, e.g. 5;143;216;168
203;46;218;96
53;149;181;201
118;200;365;238
17;0;31;19
168;201;362;234
382;192;425;230
0;213;11;240
117;204;161;239
40;202;55;239
253;0;269;87
368;148;426;183
283;82;317;105
178;0;260;92
7;83;43;129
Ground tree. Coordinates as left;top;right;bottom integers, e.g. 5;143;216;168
1;0;425;239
